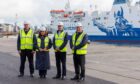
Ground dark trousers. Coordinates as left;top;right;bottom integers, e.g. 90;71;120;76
73;54;85;77
19;50;34;75
39;70;47;76
55;52;66;76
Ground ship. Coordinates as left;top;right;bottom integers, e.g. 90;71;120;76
50;0;140;43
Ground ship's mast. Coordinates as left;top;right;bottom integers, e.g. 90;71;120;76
65;0;71;11
14;14;18;32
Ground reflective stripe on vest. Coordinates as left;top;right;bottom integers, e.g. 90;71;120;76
54;31;67;52
36;37;49;51
20;29;33;50
72;32;87;55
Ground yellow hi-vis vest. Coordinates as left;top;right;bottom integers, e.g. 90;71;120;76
54;31;67;52
72;32;88;55
36;37;49;51
20;29;34;50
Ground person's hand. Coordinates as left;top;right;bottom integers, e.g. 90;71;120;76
18;50;21;54
39;48;43;51
45;48;49;51
72;47;74;50
72;46;75;50
56;48;60;51
43;48;49;51
87;40;90;44
32;51;35;54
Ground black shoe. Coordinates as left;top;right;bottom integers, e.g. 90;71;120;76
71;75;79;80
39;75;43;78
78;77;85;82
18;74;24;77
43;75;46;79
61;76;66;80
30;74;34;78
52;75;61;79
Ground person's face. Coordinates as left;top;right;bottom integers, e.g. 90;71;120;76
24;24;30;30
58;25;63;31
40;31;46;36
76;26;83;32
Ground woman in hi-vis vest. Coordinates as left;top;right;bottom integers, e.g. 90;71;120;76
35;27;52;78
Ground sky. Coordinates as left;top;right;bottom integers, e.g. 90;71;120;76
0;0;138;26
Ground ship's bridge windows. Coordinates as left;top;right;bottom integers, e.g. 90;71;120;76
106;12;110;15
104;17;108;20
104;22;106;24
96;17;101;20
69;12;72;14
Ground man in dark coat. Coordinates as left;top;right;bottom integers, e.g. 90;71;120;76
17;21;36;77
70;22;88;81
53;22;68;80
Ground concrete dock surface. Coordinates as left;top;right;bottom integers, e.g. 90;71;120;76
0;38;140;84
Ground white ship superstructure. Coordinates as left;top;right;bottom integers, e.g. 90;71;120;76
50;0;140;42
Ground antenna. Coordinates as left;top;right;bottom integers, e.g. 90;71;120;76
95;5;98;10
65;0;71;11
127;0;131;7
14;13;18;32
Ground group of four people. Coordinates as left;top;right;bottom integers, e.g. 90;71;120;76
17;21;88;81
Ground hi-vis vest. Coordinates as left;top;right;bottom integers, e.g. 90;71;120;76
72;32;88;55
20;29;34;50
36;37;49;51
54;31;67;52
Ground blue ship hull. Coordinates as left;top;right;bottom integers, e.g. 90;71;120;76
88;35;140;43
90;6;140;43
68;35;140;43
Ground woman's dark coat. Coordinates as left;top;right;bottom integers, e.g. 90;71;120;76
35;35;52;70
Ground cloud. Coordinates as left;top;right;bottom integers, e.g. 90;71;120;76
0;0;33;17
0;0;138;26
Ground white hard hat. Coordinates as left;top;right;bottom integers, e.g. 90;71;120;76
40;27;46;31
58;22;64;26
24;21;30;24
76;22;83;27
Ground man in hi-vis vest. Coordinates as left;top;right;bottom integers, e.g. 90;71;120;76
17;21;36;77
53;22;68;80
70;22;88;81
